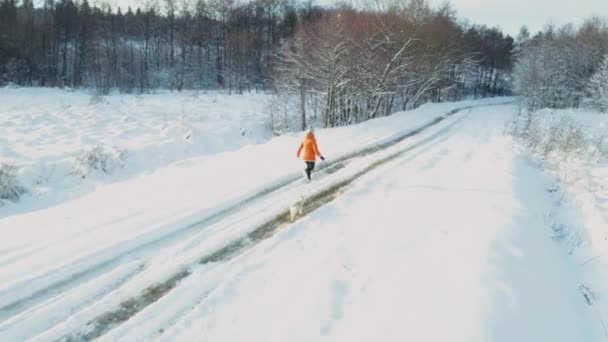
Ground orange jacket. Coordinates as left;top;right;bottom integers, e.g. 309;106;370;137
297;132;322;161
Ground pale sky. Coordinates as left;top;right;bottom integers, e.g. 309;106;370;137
430;0;608;36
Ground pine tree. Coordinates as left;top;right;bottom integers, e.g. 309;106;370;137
587;54;608;113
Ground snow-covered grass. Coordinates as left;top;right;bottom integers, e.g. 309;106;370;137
516;108;607;176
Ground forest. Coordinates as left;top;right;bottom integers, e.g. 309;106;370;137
0;0;518;127
514;18;608;112
3;0;606;128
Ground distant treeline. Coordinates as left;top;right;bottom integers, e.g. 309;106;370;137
1;0;302;93
513;18;608;112
0;0;515;125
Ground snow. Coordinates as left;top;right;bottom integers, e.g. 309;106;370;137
1;89;605;341
0;88;272;215
513;107;608;340
111;104;600;341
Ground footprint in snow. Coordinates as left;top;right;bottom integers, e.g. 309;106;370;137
320;280;348;335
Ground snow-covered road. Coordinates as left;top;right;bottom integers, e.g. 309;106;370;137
1;102;603;341
130;105;600;341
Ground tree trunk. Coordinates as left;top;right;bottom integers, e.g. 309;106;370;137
300;79;307;131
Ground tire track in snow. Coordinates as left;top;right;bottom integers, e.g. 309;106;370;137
0;262;144;341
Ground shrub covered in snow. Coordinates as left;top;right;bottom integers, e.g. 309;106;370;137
586;54;608;113
516;110;607;180
522;113;590;160
88;94;109;106
72;146;126;179
0;163;26;202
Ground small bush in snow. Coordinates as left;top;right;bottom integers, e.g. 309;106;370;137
521;113;589;162
0;163;26;202
592;134;608;161
72;146;126;179
88;94;108;106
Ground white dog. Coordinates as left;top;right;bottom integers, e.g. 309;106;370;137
289;196;305;222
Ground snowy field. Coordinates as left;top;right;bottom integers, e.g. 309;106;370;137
0;88;273;216
0;90;606;341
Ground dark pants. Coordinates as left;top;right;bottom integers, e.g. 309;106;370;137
305;161;315;180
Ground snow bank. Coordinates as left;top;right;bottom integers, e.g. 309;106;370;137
514;107;608;336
